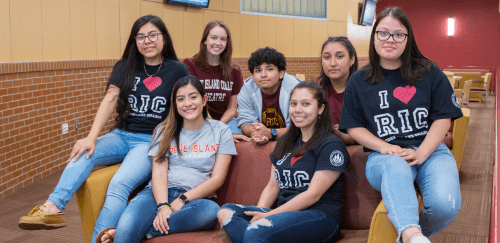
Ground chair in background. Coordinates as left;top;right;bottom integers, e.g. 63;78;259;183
470;72;492;106
455;80;473;108
295;73;305;81
448;77;457;89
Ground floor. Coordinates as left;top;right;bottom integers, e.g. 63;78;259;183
0;96;495;243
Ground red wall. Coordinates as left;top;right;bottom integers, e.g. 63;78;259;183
377;0;500;70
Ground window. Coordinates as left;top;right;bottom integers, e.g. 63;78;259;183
241;0;327;20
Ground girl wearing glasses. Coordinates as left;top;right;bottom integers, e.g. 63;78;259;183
317;36;358;145
18;14;190;242
339;7;462;243
183;20;249;143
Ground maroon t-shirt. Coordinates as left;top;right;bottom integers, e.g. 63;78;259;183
261;84;286;128
183;58;243;120
316;77;344;125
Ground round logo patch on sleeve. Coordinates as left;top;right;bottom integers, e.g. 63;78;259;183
330;150;344;167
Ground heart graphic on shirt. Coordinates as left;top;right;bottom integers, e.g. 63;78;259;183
291;156;302;166
144;76;162;92
393;85;416;104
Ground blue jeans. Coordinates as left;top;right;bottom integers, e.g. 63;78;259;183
111;187;220;243
365;142;461;243
220;204;339;243
227;117;242;134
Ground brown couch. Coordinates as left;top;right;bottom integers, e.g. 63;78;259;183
76;109;469;242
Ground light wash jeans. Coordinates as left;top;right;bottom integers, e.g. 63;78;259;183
220;204;340;243
227;117;242;134
109;187;220;243
45;129;153;243
365;142;461;243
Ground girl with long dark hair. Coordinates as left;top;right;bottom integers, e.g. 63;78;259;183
18;14;190;240
217;81;349;243
339;7;462;243
183;20;249;142
317;36;358;145
95;76;236;242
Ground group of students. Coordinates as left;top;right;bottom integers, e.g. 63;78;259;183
18;6;462;243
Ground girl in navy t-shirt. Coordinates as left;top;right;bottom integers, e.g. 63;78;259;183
218;81;349;243
339;7;462;243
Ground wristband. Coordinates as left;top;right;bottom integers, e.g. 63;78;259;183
157;205;170;212
157;202;170;212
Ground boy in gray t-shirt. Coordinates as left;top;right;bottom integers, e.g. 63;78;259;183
148;119;237;191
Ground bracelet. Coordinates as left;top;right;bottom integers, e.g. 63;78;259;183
157;202;170;212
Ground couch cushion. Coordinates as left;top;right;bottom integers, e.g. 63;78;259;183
141;229;229;243
341;145;382;230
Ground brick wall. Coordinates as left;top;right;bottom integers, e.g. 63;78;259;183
0;56;368;199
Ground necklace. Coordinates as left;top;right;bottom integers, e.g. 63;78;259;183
183;124;205;147
144;62;162;77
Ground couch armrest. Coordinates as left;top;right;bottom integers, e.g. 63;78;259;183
451;108;470;171
76;164;120;243
367;195;423;243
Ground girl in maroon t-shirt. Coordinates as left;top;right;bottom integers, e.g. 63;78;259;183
317;37;359;145
183;20;249;142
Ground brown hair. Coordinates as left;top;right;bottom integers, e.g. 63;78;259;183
151;76;209;163
192;20;236;81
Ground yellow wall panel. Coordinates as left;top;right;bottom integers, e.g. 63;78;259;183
328;0;348;22
141;0;162;17
348;0;360;24
163;5;185;58
119;0;140;55
41;0;71;61
239;14;259;57
222;12;241;58
258;16;276;49
11;0;43;62
208;0;222;11
310;20;328;57
328;21;347;37
183;11;204;58
0;0;12;63
70;0;96;60
203;10;223;26
96;0;120;59
222;0;239;13
276;17;294;58
293;19;311;57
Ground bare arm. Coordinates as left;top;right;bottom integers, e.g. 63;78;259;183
68;85;120;162
219;95;238;124
333;125;357;145
256;166;281;209
250;124;289;145
152;158;171;234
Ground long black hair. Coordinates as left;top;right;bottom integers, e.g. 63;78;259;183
319;36;358;91
271;81;334;159
108;15;179;131
362;6;433;86
152;76;209;163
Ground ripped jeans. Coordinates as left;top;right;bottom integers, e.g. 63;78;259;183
220;204;339;243
366;142;461;243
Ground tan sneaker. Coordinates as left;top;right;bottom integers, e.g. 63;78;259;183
18;205;66;229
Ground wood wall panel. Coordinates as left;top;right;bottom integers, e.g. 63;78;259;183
96;0;120;59
41;0;71;61
222;12;241;58
69;0;96;60
258;16;277;49
293;19;311;57
276;17;294;57
239;14;259;57
118;0;140;56
183;10;204;58
10;0;43;62
140;0;162;17
310;20;328;57
0;0;12;63
163;5;185;58
222;0;239;12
